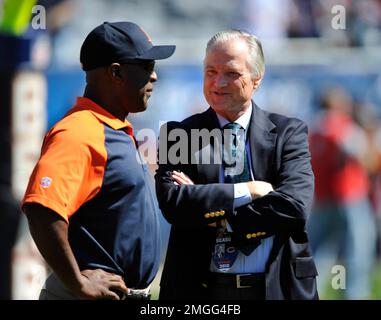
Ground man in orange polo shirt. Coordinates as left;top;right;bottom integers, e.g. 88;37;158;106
22;21;175;300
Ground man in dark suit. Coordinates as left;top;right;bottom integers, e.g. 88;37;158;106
155;30;318;300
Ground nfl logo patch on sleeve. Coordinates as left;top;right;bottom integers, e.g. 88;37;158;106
40;177;52;188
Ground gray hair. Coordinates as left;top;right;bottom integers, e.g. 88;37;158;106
205;29;265;80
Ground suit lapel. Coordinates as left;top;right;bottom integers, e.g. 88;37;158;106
195;108;221;183
249;102;277;182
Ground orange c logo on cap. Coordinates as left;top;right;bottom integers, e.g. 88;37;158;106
139;27;152;43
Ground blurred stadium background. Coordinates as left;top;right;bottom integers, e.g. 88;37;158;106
1;0;381;300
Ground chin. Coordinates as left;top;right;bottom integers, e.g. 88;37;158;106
211;103;229;113
127;104;148;113
138;104;149;113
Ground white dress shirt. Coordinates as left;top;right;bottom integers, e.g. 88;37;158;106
210;103;274;273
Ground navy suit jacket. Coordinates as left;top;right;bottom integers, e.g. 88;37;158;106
155;103;318;300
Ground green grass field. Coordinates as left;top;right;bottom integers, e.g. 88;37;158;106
322;262;381;300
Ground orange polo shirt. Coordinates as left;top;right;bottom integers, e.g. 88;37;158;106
22;96;133;223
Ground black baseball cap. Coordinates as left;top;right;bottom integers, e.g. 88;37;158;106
80;21;176;71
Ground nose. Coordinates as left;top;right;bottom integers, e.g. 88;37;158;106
150;70;158;82
215;74;227;88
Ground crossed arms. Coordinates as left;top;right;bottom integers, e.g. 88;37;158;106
155;120;314;242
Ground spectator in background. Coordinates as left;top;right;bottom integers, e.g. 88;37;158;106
370;124;381;260
287;0;320;38
353;102;381;262
236;0;291;40
314;0;381;47
308;86;377;299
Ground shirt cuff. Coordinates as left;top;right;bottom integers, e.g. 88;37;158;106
233;182;252;210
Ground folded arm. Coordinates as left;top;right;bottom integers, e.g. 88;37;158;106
231;121;314;237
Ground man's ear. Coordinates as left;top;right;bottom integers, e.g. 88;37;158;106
252;76;262;90
109;63;123;81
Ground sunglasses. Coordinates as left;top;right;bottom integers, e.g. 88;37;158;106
120;60;155;73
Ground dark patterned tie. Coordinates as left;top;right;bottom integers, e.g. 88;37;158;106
223;122;260;256
223;122;251;184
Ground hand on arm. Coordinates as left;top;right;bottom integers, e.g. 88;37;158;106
171;170;194;185
246;181;274;200
24;204;128;300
